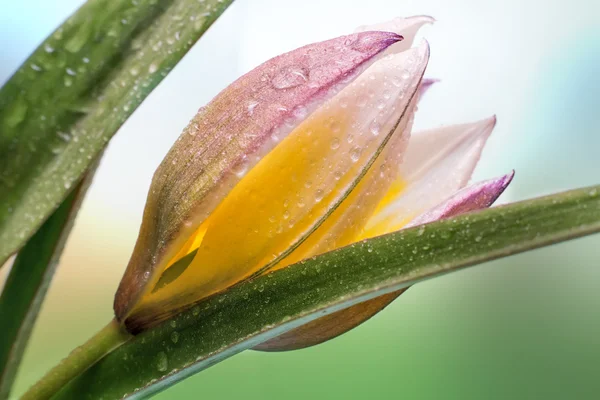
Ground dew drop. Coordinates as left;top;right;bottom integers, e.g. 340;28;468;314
232;160;248;178
271;66;308;89
350;34;378;53
343;33;359;46
148;62;159;73
293;106;307;119
356;95;368;108
350;147;361;162
156;352;168;372
330;137;340;150
369;120;381;136
329;120;341;133
315;189;325;203
391;76;403;87
247;100;259;115
171;331;179;344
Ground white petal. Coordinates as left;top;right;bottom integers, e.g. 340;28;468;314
363;116;497;236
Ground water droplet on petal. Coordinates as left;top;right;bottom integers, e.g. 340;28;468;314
315;189;325;203
272;66;308;89
247;100;259;115
330;137;340;150
391;76;403;87
350;147;361;162
369;121;381;136
343;33;359;47
232;159;249;178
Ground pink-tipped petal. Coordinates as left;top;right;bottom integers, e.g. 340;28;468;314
258;172;514;352
115;31;402;323
406;171;515;228
355;15;435;53
365;116;497;236
419;78;439;98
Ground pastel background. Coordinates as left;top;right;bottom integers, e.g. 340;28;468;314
1;0;599;398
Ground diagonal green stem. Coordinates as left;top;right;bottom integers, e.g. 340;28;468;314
20;319;131;400
50;185;600;400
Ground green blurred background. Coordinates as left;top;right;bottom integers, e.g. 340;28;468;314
1;0;599;399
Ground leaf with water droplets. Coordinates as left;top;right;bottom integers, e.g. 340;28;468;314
0;0;234;266
0;163;99;399
54;185;600;399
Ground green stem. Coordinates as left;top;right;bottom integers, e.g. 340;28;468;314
21;319;131;400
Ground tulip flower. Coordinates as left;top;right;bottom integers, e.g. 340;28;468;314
114;15;514;343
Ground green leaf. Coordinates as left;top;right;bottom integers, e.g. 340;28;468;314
0;0;234;266
53;185;600;400
0;163;99;400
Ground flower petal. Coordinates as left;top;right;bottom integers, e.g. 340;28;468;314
125;43;429;331
363;116;497;238
255;173;514;352
271;44;429;270
406;172;515;228
115;31;403;324
355;15;435;49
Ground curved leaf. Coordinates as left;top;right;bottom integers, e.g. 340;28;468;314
0;0;234;266
0;159;99;400
54;185;600;400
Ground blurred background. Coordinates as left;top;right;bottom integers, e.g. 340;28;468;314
1;0;599;398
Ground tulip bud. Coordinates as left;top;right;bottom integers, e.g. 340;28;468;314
115;31;404;331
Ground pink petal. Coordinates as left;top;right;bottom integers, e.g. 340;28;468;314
355;15;435;53
406;171;515;228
